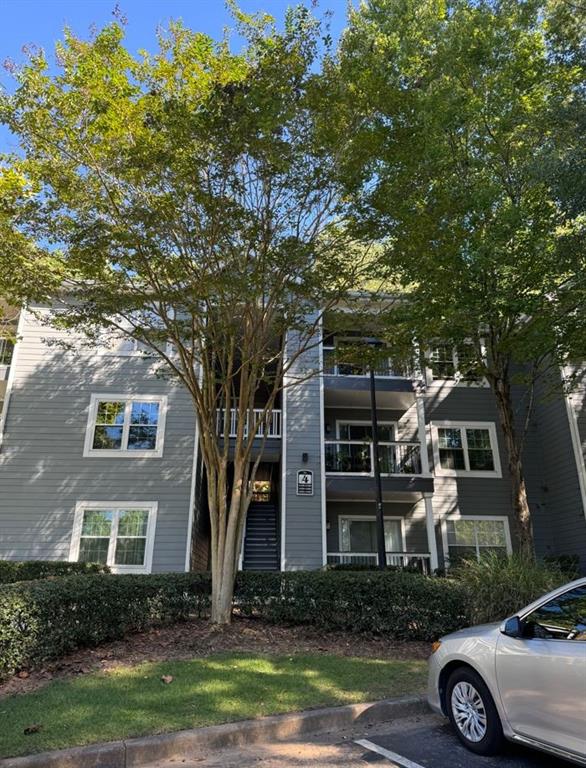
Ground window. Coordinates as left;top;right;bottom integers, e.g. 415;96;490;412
431;422;501;477
430;343;456;380
70;502;157;573
429;342;483;383
340;516;403;553
0;338;14;366
444;517;511;563
84;394;167;457
523;585;586;641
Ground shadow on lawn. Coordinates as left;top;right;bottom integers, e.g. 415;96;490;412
1;654;427;758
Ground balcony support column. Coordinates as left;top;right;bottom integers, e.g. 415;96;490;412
423;492;439;572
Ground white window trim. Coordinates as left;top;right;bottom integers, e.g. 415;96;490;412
69;500;158;574
83;393;167;458
441;514;512;566
338;514;405;552
426;341;489;388
431;420;502;478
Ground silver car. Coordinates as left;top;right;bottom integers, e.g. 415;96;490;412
428;577;586;765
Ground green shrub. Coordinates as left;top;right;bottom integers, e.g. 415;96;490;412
0;573;210;678
543;554;580;579
0;569;472;677
0;560;110;584
451;553;569;625
235;571;469;640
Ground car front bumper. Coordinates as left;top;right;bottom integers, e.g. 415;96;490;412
427;649;444;715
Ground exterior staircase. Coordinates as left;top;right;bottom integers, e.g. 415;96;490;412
242;502;280;571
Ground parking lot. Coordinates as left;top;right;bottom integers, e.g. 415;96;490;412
356;713;574;768
150;712;576;768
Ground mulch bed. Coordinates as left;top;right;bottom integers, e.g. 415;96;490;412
0;617;430;699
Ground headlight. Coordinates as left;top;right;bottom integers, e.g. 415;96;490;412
431;640;442;654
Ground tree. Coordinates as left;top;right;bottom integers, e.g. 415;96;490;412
0;7;365;622
339;0;585;557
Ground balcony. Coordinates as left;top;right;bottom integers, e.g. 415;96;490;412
325;440;422;476
322;348;418;409
327;551;431;574
216;408;282;439
323;347;413;379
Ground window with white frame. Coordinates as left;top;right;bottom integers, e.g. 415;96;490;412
444;517;511;563
340;516;403;553
431;422;501;477
70;502;157;572
84;394;167;457
429;342;482;383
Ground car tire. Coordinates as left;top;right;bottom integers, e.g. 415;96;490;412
446;667;505;756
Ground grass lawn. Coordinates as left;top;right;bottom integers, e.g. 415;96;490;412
0;653;427;758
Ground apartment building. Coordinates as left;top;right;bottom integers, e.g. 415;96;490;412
0;304;585;574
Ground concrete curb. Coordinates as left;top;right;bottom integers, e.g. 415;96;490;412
1;694;427;768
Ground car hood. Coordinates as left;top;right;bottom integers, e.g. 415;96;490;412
442;622;501;643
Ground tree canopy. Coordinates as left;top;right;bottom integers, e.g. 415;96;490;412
0;6;366;621
339;0;586;554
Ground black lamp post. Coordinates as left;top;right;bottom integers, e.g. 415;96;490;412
369;367;386;570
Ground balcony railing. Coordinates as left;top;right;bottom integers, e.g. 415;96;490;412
216;408;282;439
324;440;422;475
327;551;431;574
323;347;413;379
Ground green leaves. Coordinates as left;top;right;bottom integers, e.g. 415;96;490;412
339;0;584;374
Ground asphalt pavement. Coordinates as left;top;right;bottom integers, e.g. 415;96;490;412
356;713;575;768
148;712;577;768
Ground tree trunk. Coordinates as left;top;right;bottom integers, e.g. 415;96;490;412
492;375;534;559
208;458;252;625
211;557;236;624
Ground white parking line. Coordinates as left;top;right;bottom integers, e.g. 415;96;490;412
355;738;427;768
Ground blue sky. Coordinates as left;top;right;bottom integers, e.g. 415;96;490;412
0;0;351;152
0;0;350;69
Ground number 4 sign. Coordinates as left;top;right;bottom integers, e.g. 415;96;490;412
296;470;314;496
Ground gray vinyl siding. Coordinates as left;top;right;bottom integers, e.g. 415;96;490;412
282;329;324;570
0;309;195;572
529;374;586;570
423;384;517;561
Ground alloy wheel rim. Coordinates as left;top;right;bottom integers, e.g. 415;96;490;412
451;681;487;743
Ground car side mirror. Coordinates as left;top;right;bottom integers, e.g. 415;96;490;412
501;615;524;638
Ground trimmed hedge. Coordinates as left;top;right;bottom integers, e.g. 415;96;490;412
0;570;470;678
236;571;469;640
0;560;110;584
0;573;210;678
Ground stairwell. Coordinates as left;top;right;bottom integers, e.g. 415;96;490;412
242;502;280;571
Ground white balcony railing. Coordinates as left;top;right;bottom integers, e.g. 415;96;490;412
327;551;431;574
216;408;282;439
324;440;423;475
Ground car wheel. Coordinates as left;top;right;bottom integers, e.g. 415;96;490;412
446;667;504;756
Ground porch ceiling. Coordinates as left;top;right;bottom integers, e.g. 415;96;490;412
323;376;416;410
325;475;434;502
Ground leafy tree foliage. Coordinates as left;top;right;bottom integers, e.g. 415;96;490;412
340;0;585;556
0;8;365;622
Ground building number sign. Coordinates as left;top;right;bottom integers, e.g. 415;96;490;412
297;470;314;496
